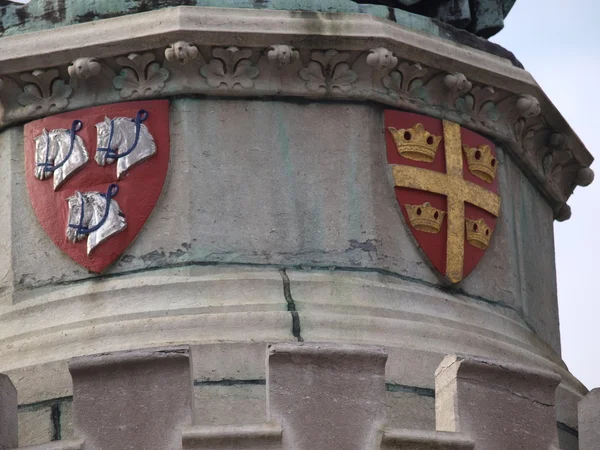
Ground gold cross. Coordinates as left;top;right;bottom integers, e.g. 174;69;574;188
392;120;501;283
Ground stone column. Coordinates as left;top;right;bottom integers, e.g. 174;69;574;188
0;374;17;450
68;346;193;450
267;343;387;450
578;388;600;450
435;355;561;449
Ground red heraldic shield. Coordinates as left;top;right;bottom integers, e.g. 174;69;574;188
384;111;501;284
25;100;170;273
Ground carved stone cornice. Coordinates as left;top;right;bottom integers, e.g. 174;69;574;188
0;7;593;219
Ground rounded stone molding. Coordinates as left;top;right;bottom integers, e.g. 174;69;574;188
576;167;594;186
555;204;572;222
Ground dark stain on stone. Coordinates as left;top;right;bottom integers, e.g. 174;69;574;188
119;254;135;264
50;402;61;441
182;242;192;250
347;239;379;254
41;0;66;24
75;10;125;24
253;0;268;9
140;250;167;265
169;249;186;258
14;4;29;24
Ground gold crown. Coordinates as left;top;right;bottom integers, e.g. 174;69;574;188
405;202;445;234
388;123;442;163
465;218;493;250
462;144;497;183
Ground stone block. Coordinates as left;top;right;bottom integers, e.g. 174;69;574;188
267;343;387;450
0;373;17;449
182;423;282;450
578;388;600;450
192;343;267;382
386;389;435;430
17;440;84;449
193;384;266;426
435;355;561;449
17;406;53;447
380;429;474;449
59;399;74;441
68;346;193;450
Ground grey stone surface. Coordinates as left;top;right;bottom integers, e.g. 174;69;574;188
59;400;74;441
435;355;561;449
380;429;474;449
578;388;600;450
193;384;266;427
69;346;193;450
557;428;579;450
0;127;17;307
0;374;17;449
387;390;436;431
17;406;53;447
192;343;267;382
267;343;387;450
182;423;282;450
16;440;84;450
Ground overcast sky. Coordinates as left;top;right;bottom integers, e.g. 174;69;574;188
492;0;600;389
7;0;599;388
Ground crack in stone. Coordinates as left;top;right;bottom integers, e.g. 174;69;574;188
280;268;303;342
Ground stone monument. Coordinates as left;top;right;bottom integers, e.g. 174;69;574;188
0;0;596;449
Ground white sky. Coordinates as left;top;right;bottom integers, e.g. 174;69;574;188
7;0;599;388
492;0;600;389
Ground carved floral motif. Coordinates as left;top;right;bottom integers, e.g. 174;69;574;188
299;50;357;93
0;40;591;217
200;47;260;89
455;85;500;125
113;53;170;98
383;62;428;100
17;69;72;114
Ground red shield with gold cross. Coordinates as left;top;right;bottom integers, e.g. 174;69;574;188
24;100;170;273
385;111;501;284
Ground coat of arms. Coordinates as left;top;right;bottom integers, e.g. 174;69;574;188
25;100;170;273
385;111;501;283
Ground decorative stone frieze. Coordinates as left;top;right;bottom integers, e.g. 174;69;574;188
200;47;260;90
17;69;72;114
0;7;592;218
113;53;170;99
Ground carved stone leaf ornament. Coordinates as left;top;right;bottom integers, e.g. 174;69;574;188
113;53;170;99
0;7;592;219
455;86;500;125
200;47;260;89
18;69;73;114
383;62;428;100
299;50;357;93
